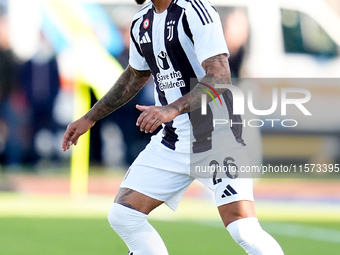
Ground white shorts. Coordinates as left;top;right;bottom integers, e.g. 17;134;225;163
120;134;254;210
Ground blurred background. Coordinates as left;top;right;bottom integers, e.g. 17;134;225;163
0;0;339;170
0;0;340;254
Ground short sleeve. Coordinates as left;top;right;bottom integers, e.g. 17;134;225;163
186;0;229;64
129;18;150;71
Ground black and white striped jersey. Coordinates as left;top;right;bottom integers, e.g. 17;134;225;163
129;0;230;153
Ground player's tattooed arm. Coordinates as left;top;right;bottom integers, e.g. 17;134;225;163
135;54;231;134
169;53;232;114
61;65;150;151
85;65;151;122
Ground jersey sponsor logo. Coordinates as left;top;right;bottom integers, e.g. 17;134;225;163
155;62;186;92
157;51;171;70
166;20;176;41
140;31;151;44
156;71;186;91
221;185;238;198
143;19;150;29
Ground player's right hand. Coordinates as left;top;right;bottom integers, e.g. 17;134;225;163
61;117;95;152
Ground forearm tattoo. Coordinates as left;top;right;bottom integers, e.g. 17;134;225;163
85;66;151;122
172;53;231;114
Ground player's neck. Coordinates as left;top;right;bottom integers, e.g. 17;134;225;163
152;0;172;13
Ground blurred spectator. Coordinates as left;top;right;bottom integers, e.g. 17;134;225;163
0;9;28;166
20;32;61;164
223;9;249;78
223;9;263;169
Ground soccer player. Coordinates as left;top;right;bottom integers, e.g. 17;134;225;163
62;0;284;254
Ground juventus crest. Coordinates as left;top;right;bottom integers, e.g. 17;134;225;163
166;20;176;41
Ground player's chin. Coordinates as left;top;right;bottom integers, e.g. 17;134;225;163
135;0;147;5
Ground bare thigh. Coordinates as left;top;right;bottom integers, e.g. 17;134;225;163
114;188;164;214
218;200;256;227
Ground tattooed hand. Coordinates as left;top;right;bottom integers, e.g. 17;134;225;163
136;104;180;133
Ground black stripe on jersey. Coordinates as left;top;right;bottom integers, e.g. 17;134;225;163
190;104;214;153
185;0;205;25
161;124;179;150
130;19;143;57
165;7;193;95
184;0;212;25
222;90;246;146
165;5;213;152
210;4;217;13
195;0;213;24
138;8;179;150
182;12;194;44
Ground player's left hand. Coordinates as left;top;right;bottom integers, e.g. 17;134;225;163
136;104;179;133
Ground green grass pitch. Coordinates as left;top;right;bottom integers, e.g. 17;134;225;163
1;189;340;255
1;217;340;254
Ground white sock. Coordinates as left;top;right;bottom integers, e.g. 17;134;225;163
108;203;169;255
227;217;284;255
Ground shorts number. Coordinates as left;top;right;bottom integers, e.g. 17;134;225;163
224;157;239;179
210;157;239;185
210;160;221;185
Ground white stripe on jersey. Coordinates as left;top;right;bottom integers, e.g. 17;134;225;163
176;10;206;80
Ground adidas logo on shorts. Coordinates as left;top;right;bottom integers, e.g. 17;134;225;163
221;185;238;198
